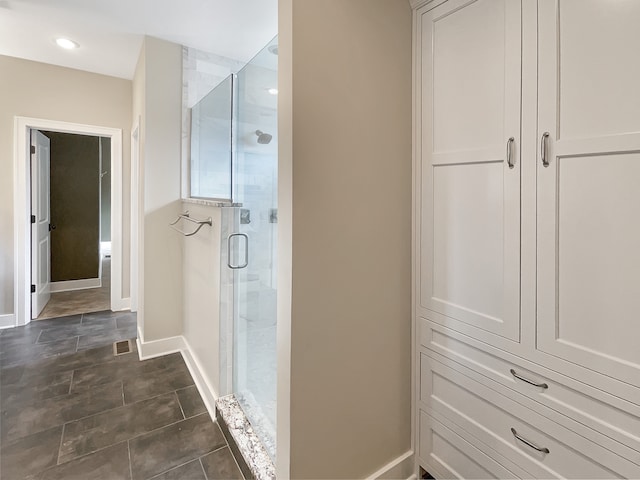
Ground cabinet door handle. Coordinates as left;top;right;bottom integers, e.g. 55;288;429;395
511;428;550;454
506;137;515;169
510;369;548;389
540;132;550;167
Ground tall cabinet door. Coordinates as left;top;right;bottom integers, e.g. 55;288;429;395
537;0;640;385
418;0;522;342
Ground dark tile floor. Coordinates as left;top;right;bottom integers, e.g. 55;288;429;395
0;311;244;480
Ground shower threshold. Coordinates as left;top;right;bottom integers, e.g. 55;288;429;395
216;395;276;480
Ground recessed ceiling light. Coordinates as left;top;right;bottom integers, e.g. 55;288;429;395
267;88;278;95
55;38;80;50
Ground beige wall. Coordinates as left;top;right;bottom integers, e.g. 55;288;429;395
0;55;132;316
283;1;413;477
133;37;184;342
182;203;222;396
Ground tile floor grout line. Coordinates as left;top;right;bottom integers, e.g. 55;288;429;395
209;443;230;455
1;386;130;448
128;412;211;442
56;434;148;468
145;457;206;480
199;456;209;480
56;422;67;466
114;411;228;461
0;380;76;415
34;329;44;344
4;345;137;390
56;380;126;423
54;398;207;464
130;382;194;402
212;422;245;478
31;334;81;348
115;361;192;394
61;385;195;430
175;390;187;419
127;439;134;480
228;445;247;480
68;369;75;395
75;330;140;353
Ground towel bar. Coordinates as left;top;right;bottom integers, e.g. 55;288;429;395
169;211;212;237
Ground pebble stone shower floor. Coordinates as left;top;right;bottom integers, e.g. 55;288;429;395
0;310;244;480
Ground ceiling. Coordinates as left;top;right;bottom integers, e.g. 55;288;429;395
0;0;278;79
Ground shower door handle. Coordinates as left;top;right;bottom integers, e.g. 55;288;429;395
227;233;249;269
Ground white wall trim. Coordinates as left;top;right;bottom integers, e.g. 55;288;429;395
130;120;140;313
0;314;16;329
181;336;219;421
13;117;125;325
49;278;101;293
111;297;131;312
135;329;219;423
409;0;442;11
135;327;184;360
366;451;415;480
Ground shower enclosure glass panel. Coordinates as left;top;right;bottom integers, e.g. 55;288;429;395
223;36;278;461
190;75;233;200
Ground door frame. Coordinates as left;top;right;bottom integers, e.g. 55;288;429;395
130;119;140;313
13;116;126;326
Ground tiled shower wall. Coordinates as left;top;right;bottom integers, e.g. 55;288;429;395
181;47;244;198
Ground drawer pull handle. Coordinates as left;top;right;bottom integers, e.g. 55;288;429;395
510;369;548;389
511;428;550;454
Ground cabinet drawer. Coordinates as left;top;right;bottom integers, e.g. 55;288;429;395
420;358;640;479
419;410;526;479
420;318;640;458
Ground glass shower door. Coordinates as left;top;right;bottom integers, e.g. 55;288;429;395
225;36;278;460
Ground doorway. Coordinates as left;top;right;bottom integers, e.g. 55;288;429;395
32;130;112;320
13;117;127;326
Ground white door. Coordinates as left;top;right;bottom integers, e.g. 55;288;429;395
418;0;522;342
537;0;640;385
31;130;52;318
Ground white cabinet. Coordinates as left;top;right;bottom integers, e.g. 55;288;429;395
417;0;522;342
414;0;640;477
536;0;640;386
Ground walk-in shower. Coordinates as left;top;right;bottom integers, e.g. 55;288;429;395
190;36;278;466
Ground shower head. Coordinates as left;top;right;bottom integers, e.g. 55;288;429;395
255;130;273;145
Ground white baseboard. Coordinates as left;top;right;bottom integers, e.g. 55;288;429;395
135;329;219;422
136;328;185;360
366;450;415;480
0;314;16;329
181;337;219;421
111;297;131;312
101;241;112;256
49;278;101;293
